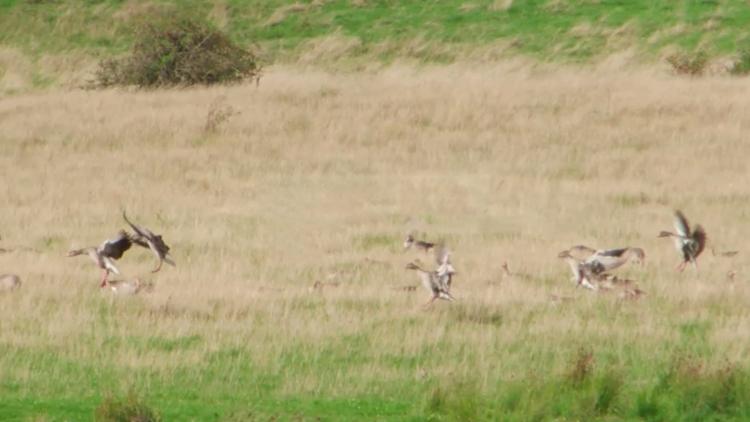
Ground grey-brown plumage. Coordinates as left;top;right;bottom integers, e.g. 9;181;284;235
658;210;707;272
405;259;454;306
123;211;175;273
403;233;435;252
68;230;133;287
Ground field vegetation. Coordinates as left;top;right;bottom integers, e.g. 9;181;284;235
2;64;750;419
3;0;750;92
3;0;750;420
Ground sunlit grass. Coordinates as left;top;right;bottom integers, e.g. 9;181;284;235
1;64;749;419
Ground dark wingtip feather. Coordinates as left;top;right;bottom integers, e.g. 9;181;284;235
693;225;707;258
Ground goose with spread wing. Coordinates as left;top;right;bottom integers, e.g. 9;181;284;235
558;245;644;286
557;250;597;290
123;211;175;273
583;247;645;274
658;210;707;272
434;244;456;287
405;258;455;306
68;230;133;287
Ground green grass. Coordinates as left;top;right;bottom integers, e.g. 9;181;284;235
2;0;750;64
3;343;749;420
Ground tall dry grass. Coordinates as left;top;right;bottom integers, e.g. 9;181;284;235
1;64;749;417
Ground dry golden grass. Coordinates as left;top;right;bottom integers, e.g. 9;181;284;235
1;64;750;416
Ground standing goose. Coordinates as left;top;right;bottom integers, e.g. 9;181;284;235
658;210;707;272
123;211;175;273
405;259;455;306
68;230;133;287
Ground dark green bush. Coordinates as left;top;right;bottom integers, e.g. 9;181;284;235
730;49;750;75
94;15;260;88
666;51;708;76
94;391;161;422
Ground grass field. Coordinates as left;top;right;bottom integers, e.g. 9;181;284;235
1;64;750;420
3;0;750;92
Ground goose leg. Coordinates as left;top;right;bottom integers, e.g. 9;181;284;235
151;259;163;273
99;270;108;288
676;261;686;272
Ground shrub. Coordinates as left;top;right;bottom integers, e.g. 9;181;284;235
730;49;750;75
94;391;161;422
666;51;708;76
94;14;260;88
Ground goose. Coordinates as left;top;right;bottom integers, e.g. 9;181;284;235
405;259;454;305
658;210;706;271
583;247;645;274
557;250;597;290
0;274;21;291
123;211;175;273
68;230;133;287
434;244;456;287
107;278;147;296
403;233;435;253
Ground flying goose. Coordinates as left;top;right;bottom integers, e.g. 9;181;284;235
583;247;645;273
123;211;175;273
68;230;133;287
403;233;435;253
434;244;456;287
559;245;644;282
405;259;455;305
557;250;597;290
658;210;707;271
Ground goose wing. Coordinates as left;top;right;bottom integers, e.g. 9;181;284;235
596;248;627;258
692;225;707;258
434;243;451;266
98;231;132;260
674;211;691;238
586;248;628;272
123;211;174;265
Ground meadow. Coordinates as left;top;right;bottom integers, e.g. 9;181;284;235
1;63;750;420
3;0;750;93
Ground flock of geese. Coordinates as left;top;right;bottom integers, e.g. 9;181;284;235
403;209;731;306
0;209;736;304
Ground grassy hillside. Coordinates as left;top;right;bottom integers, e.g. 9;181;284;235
2;65;750;420
1;0;749;64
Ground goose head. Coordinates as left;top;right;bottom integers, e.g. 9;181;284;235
403;234;415;250
67;248;87;257
628;247;646;266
